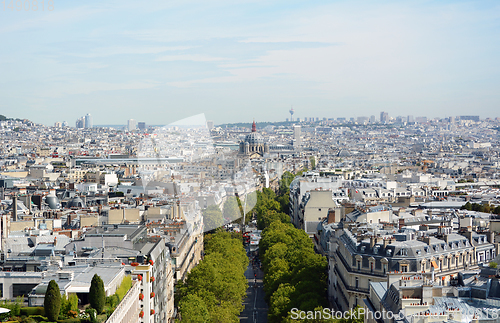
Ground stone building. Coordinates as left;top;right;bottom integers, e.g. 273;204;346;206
239;121;269;158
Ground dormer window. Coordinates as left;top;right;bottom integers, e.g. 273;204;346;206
387;249;392;256
416;249;421;255
401;248;407;256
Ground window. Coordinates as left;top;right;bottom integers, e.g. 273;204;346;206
355;277;359;288
401;265;408;272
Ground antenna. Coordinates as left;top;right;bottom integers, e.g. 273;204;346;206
289;105;294;122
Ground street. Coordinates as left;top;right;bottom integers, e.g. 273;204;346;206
240;230;268;322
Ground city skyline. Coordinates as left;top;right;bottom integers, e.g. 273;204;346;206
1;0;500;126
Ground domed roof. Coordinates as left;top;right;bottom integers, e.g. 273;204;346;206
244;132;264;144
68;197;85;208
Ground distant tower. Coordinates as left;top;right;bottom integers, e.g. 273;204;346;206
84;114;93;128
251;120;256;132
128;119;136;131
380;111;389;124
293;125;301;149
289;106;294;122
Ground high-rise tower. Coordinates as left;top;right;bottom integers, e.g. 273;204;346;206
84;114;93;128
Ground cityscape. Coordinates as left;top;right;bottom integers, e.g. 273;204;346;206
2;1;500;323
1;112;500;322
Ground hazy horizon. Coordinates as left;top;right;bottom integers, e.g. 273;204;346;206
1;0;500;126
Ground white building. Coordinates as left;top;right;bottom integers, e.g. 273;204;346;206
128;119;136;131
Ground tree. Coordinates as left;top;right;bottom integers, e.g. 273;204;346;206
223;196;241;222
203;205;224;232
279;171;295;195
89;274;105;313
461;202;472;211
309;156;316;170
178;294;210;323
44;280;61;321
177;232;248;322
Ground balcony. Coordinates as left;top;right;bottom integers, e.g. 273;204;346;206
334;250;387;278
334;266;370;294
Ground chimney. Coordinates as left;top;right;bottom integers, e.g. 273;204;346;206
26;194;32;214
12;195;18;222
383;237;394;248
399;218;405;230
462;230;473;244
370;236;376;248
327;209;336;224
423;236;431;245
171;204;176;220
487;231;495;243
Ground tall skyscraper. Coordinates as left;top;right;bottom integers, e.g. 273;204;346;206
138;122;146;130
380;111;389;123
128;119;136;131
76;117;84;128
293;125;301;148
84;114;93;128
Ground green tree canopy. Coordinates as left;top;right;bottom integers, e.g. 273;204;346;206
44;279;61;321
203;205;224;232
89;274;105;313
223;196;241;222
179;294;210;323
177;232;248;322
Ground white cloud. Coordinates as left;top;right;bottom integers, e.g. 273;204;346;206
37;80;159;98
0;6;105;33
74;46;194;58
156;54;228;62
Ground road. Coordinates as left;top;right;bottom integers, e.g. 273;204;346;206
240;247;268;322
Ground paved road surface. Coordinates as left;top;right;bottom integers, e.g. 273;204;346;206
240;248;268;322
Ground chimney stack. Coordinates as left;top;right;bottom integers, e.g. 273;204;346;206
12;195;18;222
383;237;395;248
327;209;336;224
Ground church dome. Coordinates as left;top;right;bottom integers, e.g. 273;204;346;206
244;132;264;144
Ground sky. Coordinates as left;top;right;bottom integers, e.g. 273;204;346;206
1;0;499;126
